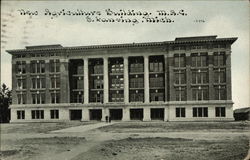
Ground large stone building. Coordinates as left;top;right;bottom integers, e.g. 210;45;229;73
7;35;237;122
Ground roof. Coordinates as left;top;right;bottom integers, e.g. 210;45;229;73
234;107;250;114
6;35;238;54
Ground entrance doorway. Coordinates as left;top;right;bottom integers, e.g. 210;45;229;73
130;108;143;120
89;109;102;121
109;109;122;120
151;108;164;120
70;110;82;120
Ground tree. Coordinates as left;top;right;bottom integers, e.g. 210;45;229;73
0;83;12;123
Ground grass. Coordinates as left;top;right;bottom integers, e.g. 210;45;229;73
98;121;250;133
1;121;96;134
74;136;249;160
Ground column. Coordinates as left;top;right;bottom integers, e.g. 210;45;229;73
45;59;50;104
208;52;215;100
143;107;151;121
168;54;175;101
186;52;192;100
102;108;109;121
164;107;169;121
226;51;232;100
164;55;168;101
103;57;109;103
82;108;89;121
60;59;69;103
84;58;89;104
123;56;129;103
144;55;149;103
122;107;130;121
11;60;17;104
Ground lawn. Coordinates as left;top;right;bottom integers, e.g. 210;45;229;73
1;121;250;160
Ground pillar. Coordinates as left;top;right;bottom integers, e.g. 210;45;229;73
102;108;109;121
82;108;89;121
60;59;69;103
103;57;109;103
226;51;232;100
122;107;130;121
186;52;192;101
124;56;129;103
143;107;151;121
208;52;214;100
45;59;50;104
164;107;169;121
144;55;149;103
84;58;89;104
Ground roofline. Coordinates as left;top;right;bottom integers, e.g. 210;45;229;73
6;37;238;54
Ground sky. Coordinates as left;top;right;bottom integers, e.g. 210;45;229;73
1;0;249;109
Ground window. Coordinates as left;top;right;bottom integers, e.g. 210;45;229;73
130;77;144;88
50;110;59;119
192;87;209;101
72;77;83;89
176;108;185;117
17;93;26;104
191;53;207;67
193;107;208;117
50;59;60;72
175;87;186;101
16;61;26;74
111;92;124;102
214;86;226;100
31;77;46;89
111;63;124;73
149;77;164;88
175;71;186;84
214;69;226;83
32;92;45;104
150;92;164;101
191;45;206;50
90;92;103;103
17;78;26;89
17;110;25;119
72;91;83;103
51;92;60;103
214;52;225;66
174;54;185;67
51;76;60;88
94;79;103;89
93;63;103;74
129;58;144;73
30;60;45;73
111;77;124;89
149;61;163;72
31;110;44;119
192;70;208;84
215;107;226;117
130;91;144;102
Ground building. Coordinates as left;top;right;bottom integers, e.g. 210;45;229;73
6;35;237;122
234;107;250;121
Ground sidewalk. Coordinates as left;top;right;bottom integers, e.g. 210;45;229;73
51;122;114;133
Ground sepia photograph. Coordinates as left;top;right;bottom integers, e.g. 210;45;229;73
1;0;250;160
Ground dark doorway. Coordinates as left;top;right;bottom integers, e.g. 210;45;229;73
151;108;164;120
70;110;82;120
89;109;102;121
130;109;143;120
109;109;123;120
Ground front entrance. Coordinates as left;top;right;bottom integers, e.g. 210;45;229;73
130;108;143;121
151;108;164;120
89;109;102;121
109;109;122;120
70;110;82;120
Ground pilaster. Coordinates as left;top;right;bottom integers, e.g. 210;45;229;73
124;56;129;103
84;58;89;104
103;57;109;103
144;55;149;103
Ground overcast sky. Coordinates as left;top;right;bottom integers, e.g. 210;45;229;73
1;1;249;109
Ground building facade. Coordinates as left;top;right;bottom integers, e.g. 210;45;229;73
7;35;237;122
